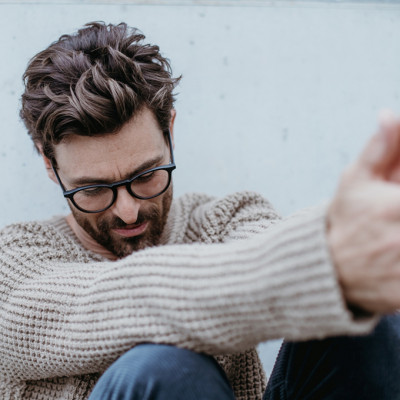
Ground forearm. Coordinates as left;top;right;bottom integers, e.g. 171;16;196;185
0;206;377;381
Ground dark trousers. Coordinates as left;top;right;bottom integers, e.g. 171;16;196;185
264;314;400;400
89;315;400;400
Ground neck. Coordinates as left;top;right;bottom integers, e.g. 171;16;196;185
65;214;117;260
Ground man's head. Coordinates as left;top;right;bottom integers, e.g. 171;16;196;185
20;22;180;257
20;21;180;161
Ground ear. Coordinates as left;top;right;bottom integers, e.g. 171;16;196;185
169;109;176;148
36;144;58;184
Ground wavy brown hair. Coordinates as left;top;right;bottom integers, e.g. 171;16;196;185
20;22;180;162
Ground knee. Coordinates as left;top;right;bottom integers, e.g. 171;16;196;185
89;344;235;400
115;343;211;383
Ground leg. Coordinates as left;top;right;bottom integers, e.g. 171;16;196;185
88;344;235;400
264;314;400;400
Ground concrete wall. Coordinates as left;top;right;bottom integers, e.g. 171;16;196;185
2;1;400;228
1;0;400;374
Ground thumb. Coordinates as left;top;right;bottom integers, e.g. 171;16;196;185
352;111;400;180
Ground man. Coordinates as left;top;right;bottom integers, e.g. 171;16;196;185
1;21;400;399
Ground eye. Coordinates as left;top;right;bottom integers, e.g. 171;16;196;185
135;170;156;183
78;186;109;197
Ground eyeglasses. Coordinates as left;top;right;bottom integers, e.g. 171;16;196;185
52;130;176;214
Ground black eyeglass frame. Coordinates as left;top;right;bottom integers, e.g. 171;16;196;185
52;130;176;214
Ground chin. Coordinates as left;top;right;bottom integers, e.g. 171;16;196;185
111;234;158;258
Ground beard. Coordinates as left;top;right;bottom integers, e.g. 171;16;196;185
71;187;173;258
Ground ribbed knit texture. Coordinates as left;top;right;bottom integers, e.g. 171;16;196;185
0;191;377;399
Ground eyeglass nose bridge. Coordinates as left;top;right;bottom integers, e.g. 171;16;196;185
102;179;142;212
108;181;142;213
110;179;143;204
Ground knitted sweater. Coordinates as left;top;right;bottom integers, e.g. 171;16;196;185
0;191;377;399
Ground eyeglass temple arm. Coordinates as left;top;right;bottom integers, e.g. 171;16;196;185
166;129;175;165
51;163;68;192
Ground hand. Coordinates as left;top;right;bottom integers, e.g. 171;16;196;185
328;112;400;313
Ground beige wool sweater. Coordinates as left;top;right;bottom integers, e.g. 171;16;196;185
0;191;377;399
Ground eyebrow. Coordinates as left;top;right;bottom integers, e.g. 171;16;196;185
68;154;166;186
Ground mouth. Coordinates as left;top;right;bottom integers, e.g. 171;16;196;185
112;221;148;238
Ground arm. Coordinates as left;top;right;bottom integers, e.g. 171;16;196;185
0;206;375;382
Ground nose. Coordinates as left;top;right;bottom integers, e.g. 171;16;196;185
112;186;142;224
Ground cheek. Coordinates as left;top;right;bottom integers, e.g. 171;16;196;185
161;186;173;213
91;211;116;229
152;196;164;209
72;206;102;229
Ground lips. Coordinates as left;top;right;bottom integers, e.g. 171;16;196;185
112;222;148;238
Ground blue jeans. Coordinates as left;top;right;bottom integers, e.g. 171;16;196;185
89;315;400;400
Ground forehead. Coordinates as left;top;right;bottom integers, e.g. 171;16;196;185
54;108;166;179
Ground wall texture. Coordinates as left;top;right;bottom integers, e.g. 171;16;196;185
1;0;400;374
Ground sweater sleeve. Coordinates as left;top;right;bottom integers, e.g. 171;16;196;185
0;205;378;382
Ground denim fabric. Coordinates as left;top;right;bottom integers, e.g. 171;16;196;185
88;344;235;400
264;314;400;400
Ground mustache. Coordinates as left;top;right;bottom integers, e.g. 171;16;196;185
107;207;161;230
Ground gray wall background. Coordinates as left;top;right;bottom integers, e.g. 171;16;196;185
1;0;400;375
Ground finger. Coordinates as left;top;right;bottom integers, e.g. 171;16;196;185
379;112;400;181
352;111;400;181
381;112;400;183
